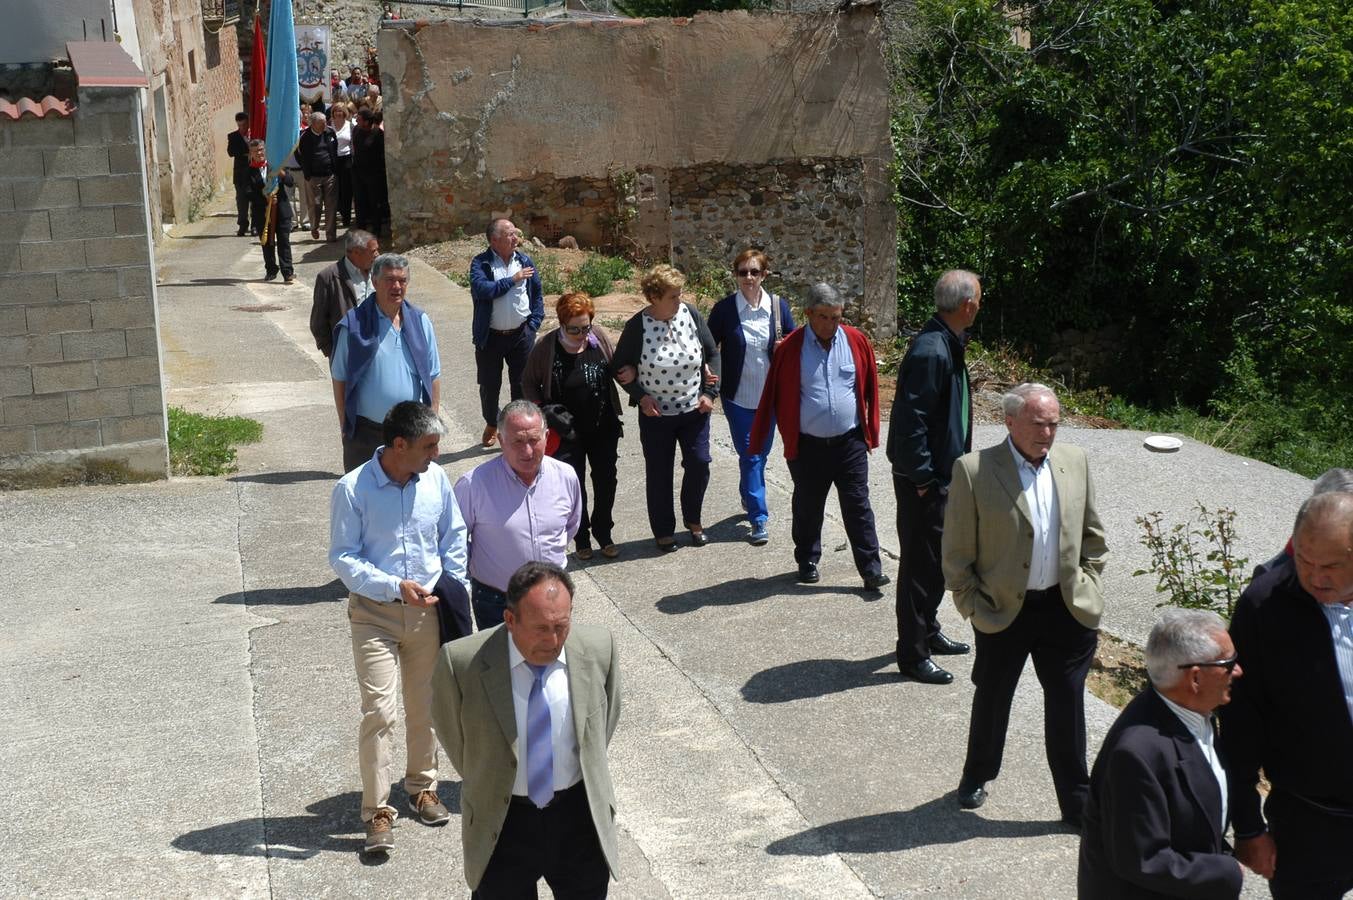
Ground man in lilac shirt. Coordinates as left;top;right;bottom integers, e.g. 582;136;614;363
454;399;582;627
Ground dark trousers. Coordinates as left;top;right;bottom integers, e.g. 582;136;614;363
554;423;620;548
471;578;508;630
472;783;609;900
1270;874;1353;900
894;475;948;666
261;210;293;279
962;585;1097;819
342;416;383;473
234;182;254;232
1267;790;1353;899
637;409;711;539
335;155;353;227
785;429;882;578
475;326;532;427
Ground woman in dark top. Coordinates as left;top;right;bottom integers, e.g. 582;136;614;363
522;291;624;560
706;248;796;546
612;264;720;551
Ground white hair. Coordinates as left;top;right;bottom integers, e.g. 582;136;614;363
1001;382;1057;418
1144;609;1226;689
933;269;980;313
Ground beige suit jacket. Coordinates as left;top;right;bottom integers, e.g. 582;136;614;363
942;440;1108;633
431;624;621;890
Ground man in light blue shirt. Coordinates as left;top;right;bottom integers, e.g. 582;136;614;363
329;401;468;855
331;253;442;472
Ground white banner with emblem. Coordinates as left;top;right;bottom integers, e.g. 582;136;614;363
295;24;331;104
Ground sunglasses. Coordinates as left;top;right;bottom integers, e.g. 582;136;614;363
736;268;762;278
563;324;592;336
1177;654;1239;673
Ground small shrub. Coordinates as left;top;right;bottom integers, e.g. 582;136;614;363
568;255;632;297
682;259;731;307
1133;503;1248;619
537;258;566;295
167;407;263;476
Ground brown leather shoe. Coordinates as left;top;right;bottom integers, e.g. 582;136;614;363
481;425;497;447
409;790;450;826
364;809;394;853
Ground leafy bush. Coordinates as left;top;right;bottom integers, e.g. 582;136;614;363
567;255;632;297
167;407;263;476
537;258;566;295
1134;504;1248;620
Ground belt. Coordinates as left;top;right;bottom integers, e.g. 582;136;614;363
510;780;585;809
1025;585;1062;601
490;323;526;336
799;426;861;448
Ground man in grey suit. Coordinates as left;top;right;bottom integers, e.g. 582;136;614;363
309;229;378;358
432;561;621;898
942;382;1108;825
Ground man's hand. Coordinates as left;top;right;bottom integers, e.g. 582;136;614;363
399;579;437;607
1236;833;1276;879
639;395;661;418
696;395;713;414
703;364;719;386
512;266;536;284
917;485;929;497
614;365;637;385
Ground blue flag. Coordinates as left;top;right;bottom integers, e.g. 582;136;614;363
263;0;299;195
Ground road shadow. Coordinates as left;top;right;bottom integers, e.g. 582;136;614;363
742;653;896;703
438;444;496;465
765;796;1067;856
229;469;337;485
172;785;461;862
159;277;250;287
297;242;343;264
214;579;347;606
655;574;840;614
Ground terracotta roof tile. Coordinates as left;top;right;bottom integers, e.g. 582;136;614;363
0;95;76;121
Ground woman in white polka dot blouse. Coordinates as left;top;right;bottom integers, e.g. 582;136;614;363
611;265;721;552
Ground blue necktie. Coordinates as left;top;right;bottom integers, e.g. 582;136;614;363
526;663;554;808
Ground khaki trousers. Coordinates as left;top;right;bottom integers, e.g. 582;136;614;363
348;592;440;822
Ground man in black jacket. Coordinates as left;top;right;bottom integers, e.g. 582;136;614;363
246;140;295;284
1220;491;1353;899
1078;609;1245;899
298;111;339;242
226;112;253;236
885;269;980;684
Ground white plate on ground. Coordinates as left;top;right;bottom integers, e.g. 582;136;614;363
1144;435;1183;452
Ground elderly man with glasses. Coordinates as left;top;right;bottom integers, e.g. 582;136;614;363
1078;609;1247;898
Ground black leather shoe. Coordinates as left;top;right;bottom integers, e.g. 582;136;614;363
655;537;678;553
957;781;987;810
862;573;891;591
900;658;954;685
687;529;709;547
929;631;971;655
797;562;820;583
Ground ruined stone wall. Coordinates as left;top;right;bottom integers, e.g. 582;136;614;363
379;7;898;337
0;89;170;485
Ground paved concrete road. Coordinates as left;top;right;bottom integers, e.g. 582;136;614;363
1;206;1286;898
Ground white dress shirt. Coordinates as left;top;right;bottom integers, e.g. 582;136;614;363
488;252;531;330
1008;438;1060;590
732;289;772;409
507;639;581;796
1318;600;1353;725
1157;690;1228;833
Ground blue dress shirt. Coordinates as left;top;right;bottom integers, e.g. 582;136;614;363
329;449;469;602
798;330;860;438
1319;600;1353;726
331;313;441;424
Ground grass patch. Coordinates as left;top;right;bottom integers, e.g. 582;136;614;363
568;254;632;296
167;406;263;476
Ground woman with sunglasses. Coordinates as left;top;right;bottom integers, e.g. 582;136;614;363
522;291;624;559
706;249;796;545
612;264;721;552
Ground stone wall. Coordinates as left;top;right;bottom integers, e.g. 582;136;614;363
0;89;170;486
379;6;898;337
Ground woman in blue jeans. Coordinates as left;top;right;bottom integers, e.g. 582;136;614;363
706;249;796;545
612;265;720;552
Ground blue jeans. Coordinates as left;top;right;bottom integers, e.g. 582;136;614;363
722;400;773;525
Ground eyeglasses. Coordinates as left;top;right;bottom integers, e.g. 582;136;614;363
563;324;592;336
1177;654;1239;673
736;268;762;278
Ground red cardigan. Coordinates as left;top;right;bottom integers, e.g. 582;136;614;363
749;324;880;461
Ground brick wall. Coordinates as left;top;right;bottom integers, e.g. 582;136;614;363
0;89;169;486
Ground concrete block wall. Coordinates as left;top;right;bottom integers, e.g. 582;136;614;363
0;89;169;486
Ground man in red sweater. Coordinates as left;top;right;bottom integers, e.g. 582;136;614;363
750;283;889;591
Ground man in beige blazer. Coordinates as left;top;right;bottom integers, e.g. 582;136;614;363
942;382;1108;827
432;561;621;898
